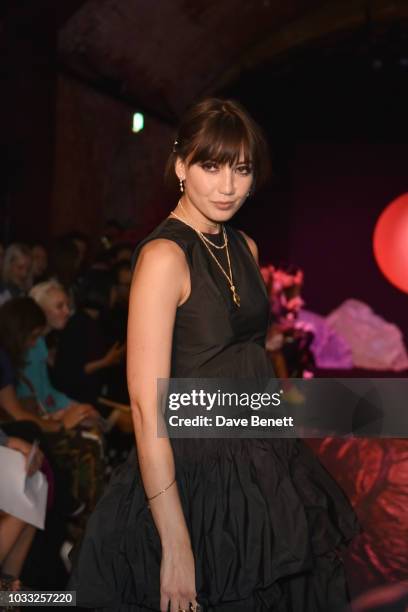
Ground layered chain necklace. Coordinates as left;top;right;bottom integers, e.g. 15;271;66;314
170;202;241;307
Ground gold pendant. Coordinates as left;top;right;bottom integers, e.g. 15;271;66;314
231;285;240;307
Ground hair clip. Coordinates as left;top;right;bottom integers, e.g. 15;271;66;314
173;139;179;153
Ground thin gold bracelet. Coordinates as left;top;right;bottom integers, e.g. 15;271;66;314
146;477;176;508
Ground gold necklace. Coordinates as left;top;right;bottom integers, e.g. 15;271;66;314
170;209;227;250
200;226;241;307
169;210;240;307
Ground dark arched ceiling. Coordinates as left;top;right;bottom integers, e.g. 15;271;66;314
58;0;408;123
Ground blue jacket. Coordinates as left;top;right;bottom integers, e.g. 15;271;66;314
16;337;73;413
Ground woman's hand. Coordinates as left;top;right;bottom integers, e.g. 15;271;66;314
7;437;44;476
75;404;103;430
40;418;63;433
48;409;66;421
76;403;99;419
61;404;95;429
160;541;198;612
102;342;125;368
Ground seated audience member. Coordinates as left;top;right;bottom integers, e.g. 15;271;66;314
107;242;134;266
0;299;85;427
0;427;43;590
49;272;125;405
0;297;105;519
0;420;72;590
31;278;129;469
30;243;48;285
11;290;98;418
0;243;32;305
0;299;69;433
63;231;90;276
48;237;81;311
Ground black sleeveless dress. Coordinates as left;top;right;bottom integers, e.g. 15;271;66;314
69;217;360;611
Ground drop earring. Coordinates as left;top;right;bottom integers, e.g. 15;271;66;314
179;178;184;193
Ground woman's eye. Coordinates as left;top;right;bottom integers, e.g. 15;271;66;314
200;161;219;172
236;165;252;175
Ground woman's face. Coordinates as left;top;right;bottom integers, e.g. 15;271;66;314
43;289;71;330
31;246;48;277
176;152;253;223
9;254;31;288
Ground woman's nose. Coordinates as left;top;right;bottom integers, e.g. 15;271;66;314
218;166;234;195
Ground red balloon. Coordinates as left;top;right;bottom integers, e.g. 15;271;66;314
373;193;408;294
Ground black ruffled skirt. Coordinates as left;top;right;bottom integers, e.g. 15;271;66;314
69;434;360;611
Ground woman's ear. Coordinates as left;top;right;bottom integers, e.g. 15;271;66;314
175;157;186;181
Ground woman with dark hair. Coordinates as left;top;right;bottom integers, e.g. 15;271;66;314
63;231;90;272
30;242;49;285
0;298;94;431
0;298;46;370
70;98;359;611
0;297;104;520
0;298;80;435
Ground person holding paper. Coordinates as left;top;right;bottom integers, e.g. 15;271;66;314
0;428;43;589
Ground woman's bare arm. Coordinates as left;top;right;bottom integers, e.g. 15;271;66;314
127;238;197;611
84;342;124;375
0;385;61;433
0;386;92;432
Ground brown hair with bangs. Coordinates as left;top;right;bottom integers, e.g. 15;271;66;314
165;98;270;193
0;297;46;371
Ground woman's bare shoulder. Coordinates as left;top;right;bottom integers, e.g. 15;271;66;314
129;238;190;319
135;238;188;272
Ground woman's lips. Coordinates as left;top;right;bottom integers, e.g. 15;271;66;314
213;201;235;209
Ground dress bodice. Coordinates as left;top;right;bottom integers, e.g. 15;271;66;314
132;216;272;378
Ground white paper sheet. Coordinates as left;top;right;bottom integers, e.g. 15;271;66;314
0;446;48;529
